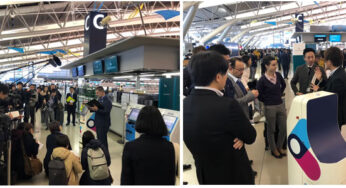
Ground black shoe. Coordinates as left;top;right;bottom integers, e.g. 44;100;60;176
279;150;287;157
73;123;76;126
271;151;282;159
252;170;258;177
183;182;188;185
45;127;48;130
249;160;253;165
66;123;70;126
183;164;192;170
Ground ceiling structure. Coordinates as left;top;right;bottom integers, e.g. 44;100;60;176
184;1;346;48
0;1;180;72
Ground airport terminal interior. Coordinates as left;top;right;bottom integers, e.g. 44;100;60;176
183;1;346;185
0;1;180;186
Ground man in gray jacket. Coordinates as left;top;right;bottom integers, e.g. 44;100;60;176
224;57;259;119
291;48;327;95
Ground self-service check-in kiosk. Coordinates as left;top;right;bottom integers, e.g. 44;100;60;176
79;104;97;147
125;105;180;143
287;91;346;184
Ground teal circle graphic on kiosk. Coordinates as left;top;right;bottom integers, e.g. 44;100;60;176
288;119;321;181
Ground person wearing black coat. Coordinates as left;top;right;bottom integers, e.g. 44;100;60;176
22;123;39;158
121;106;176;185
184;51;257;184
89;86;112;152
43;121;71;175
312;47;346;128
66;87;77;126
80;131;112;185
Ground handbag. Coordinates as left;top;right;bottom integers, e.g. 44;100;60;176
172;142;180;185
20;138;42;176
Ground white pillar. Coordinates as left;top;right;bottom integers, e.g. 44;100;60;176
183;3;199;38
216;25;232;44
199;19;239;45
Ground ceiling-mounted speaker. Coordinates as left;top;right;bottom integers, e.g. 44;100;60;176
53;55;62;66
49;59;57;67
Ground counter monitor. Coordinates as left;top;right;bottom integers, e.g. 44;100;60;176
128;108;140;122
104;55;119;73
163;115;177;132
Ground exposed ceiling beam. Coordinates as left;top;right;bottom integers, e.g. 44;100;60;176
0;13;179;41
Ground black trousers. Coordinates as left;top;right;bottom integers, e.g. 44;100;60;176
67;108;76;124
24;106;35;126
282;64;290;78
96;124;110;152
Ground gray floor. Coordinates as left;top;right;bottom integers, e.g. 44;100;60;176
16;111;124;185
182;63;346;185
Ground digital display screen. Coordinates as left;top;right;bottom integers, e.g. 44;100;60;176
104;56;119;73
78;65;85;76
314;35;327;42
93;60;103;75
72;67;78;77
128;108;140;122
329;34;341;42
163;115;177;132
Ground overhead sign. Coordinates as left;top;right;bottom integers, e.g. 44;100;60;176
84;11;108;56
295;14;304;32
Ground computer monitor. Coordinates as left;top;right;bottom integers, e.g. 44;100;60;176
104;55;119;73
329;34;341;42
128;108;140;122
78;65;85;76
163;115;177;132
93;60;104;74
314;35;327;42
72;67;78;77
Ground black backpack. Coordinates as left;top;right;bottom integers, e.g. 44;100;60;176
48;157;68;185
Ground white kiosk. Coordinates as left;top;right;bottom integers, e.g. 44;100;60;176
287;91;346;184
79;104;97;146
124;104;180;144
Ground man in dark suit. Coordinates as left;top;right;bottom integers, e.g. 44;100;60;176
291;48;327;95
281;49;291;79
66;87;77;126
89;86;112;152
312;47;346;128
184;51;257;184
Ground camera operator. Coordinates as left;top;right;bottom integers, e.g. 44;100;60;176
24;84;38;127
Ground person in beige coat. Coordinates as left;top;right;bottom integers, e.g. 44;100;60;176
51;134;82;185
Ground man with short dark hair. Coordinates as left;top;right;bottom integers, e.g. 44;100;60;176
66;87;77;126
313;47;346;128
209;44;231;61
291;48;327;95
89;86;112;152
184;51;256;184
24;84;38;126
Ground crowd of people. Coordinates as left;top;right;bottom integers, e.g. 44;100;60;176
183;44;346;184
0;82;179;185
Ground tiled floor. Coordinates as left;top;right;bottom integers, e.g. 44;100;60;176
182;64;346;185
15;111;124;185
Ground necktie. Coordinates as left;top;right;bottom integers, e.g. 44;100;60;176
236;80;247;95
308;67;312;76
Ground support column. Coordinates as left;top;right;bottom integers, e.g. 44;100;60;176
216;25;232;44
183;3;199;38
199;19;240;45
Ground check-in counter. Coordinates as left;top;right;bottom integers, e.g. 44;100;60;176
110;102;125;136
